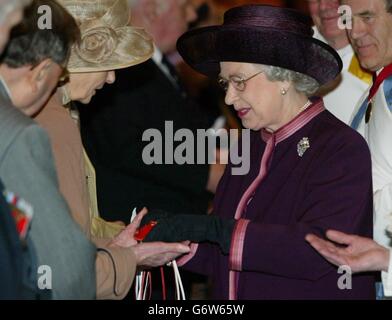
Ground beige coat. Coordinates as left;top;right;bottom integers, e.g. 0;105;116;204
35;93;136;299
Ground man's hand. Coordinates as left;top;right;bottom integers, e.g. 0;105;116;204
306;230;390;273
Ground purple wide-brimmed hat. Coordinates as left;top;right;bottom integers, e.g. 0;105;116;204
177;4;342;86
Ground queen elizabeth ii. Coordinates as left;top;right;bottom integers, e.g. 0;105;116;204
130;4;375;299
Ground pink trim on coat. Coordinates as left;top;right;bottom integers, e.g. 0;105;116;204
228;99;325;300
229;219;250;300
176;243;199;267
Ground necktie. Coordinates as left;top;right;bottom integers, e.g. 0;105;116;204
351;63;392;129
161;55;187;97
366;63;392;123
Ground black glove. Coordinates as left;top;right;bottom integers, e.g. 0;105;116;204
140;211;236;255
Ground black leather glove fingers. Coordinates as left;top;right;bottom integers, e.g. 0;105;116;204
143;213;236;254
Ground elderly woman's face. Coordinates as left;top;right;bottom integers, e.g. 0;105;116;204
67;71;116;104
220;62;288;132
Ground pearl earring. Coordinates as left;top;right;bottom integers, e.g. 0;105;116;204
281;88;288;96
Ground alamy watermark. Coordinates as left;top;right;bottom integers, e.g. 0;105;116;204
37;5;52;29
337;265;352;290
338;5;353;30
35;4;354;31
142;121;251;176
37;265;52;290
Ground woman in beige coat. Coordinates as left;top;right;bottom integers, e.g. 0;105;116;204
35;0;189;299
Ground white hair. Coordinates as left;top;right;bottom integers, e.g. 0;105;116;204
258;64;320;97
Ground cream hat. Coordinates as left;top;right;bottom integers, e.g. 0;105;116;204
58;0;153;73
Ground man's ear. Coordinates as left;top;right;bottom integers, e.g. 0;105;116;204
28;58;54;92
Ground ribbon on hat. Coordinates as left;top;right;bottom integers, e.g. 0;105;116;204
76;21;118;64
74;0;128;64
70;0;153;69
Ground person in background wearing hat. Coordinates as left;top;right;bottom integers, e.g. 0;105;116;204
34;0;190;300
79;0;223;222
0;0;96;299
135;4;376;299
307;0;371;124
307;0;392;299
79;0;222;298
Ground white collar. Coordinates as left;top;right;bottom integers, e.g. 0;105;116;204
151;46;179;87
152;46;164;65
312;26;352;58
0;74;12;100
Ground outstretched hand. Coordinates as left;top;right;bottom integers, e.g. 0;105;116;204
306;230;390;273
132;241;190;269
110;208;190;268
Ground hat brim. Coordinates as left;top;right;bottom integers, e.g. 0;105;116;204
177;25;342;86
67;26;154;73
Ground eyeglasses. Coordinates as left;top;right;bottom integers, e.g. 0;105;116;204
217;71;263;92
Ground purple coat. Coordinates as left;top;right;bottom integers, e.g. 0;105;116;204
182;100;375;299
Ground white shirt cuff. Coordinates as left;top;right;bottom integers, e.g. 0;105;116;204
381;249;392;297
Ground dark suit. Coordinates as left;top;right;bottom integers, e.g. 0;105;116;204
80;59;213;223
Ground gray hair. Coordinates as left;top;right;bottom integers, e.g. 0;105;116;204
259;65;320;97
1;0;79;68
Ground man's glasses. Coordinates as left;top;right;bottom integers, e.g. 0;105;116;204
218;71;263;92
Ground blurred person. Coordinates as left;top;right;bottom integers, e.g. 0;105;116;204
308;0;371;124
313;0;392;299
78;0;225;299
79;0;224;223
0;0;30;52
